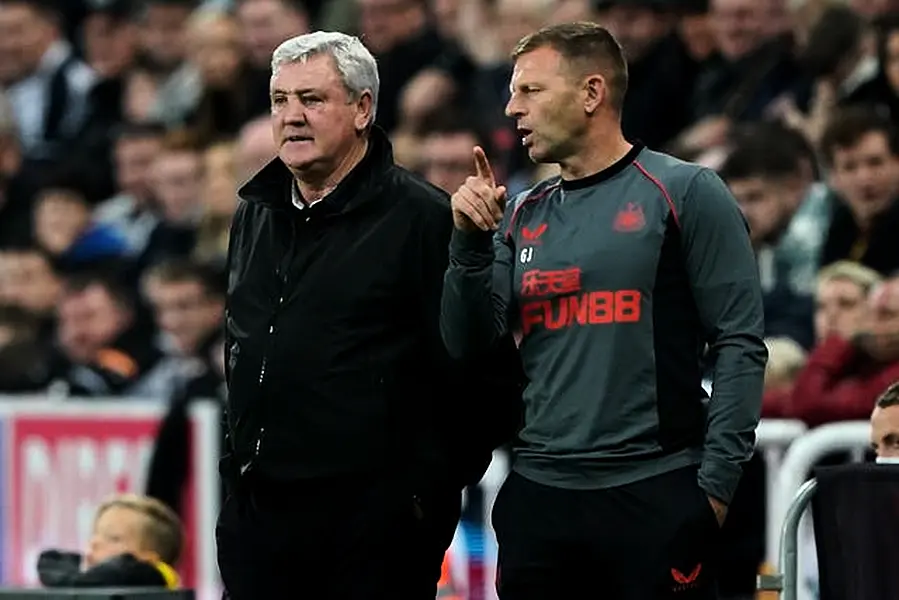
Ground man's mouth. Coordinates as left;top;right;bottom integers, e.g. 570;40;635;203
517;127;533;146
284;135;313;144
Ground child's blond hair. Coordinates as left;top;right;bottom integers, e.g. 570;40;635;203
94;494;184;565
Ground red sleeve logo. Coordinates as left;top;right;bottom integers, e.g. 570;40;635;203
671;563;702;585
521;223;547;242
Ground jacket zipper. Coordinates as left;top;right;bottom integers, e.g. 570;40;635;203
250;217;295;467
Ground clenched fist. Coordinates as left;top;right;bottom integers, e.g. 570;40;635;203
451;146;507;232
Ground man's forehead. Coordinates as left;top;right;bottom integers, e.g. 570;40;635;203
874;403;899;423
157;279;203;296
869;279;899;309
835;132;890;158
513;47;565;74
271;55;341;90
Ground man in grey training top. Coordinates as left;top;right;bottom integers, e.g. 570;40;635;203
441;22;768;600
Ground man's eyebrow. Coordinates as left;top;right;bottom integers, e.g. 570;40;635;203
271;87;319;96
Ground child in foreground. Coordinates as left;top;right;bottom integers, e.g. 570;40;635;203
38;493;184;589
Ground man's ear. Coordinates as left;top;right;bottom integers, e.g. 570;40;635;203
583;74;606;115
354;91;374;132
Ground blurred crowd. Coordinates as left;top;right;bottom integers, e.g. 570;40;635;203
0;0;897;425
0;0;898;596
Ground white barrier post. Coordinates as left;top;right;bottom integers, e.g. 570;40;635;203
756;419;807;566
189;400;221;600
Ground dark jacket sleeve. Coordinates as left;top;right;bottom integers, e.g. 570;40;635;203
440;202;517;359
421;192;524;489
223;199;248;392
681;169;768;505
145;392;192;516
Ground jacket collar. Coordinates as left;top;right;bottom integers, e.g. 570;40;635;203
238;125;395;215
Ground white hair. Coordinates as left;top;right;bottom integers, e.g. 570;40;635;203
271;31;379;126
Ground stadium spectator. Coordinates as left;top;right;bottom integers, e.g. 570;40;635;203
0;91;37;248
32;173;128;268
819;108;899;275
49;269;164;397
234;115;277;181
138;0;202;127
0;304;48;391
68;0;141;201
38;493;184;589
763;261;883;417
143;258;224;367
767;268;899;425
140;130;205;269
764;336;808;391
358;0;474;133
0;246;62;324
93;122;166;261
194;140;238;265
673;0;798;156
235;0;309;117
81;0;138;80
185;9;257;143
417;111;491;194
870;381;899;459
718;123;831;348
597;0;698;150
814;262;883;343
0;0;96;170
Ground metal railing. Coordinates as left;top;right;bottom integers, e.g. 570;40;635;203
757;421;873;599
758;479;817;600
756;419;807;565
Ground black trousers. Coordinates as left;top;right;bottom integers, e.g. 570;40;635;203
492;467;721;599
216;471;461;599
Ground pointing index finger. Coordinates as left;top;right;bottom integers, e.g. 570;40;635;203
473;146;496;187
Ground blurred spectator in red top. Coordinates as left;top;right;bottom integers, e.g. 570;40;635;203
767;263;899;425
763;260;882;418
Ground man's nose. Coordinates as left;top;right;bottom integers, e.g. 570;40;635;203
505;96;521;119
283;98;306;123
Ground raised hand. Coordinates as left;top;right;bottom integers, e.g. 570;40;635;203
450;146;507;232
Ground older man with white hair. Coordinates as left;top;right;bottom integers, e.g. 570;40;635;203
215;31;520;599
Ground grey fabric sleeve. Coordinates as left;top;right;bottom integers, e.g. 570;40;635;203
680;169;768;505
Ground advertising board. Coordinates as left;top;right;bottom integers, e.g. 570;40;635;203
0;400;219;599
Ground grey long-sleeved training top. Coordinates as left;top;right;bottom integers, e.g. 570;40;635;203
441;143;768;504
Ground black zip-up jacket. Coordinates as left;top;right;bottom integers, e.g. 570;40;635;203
223;128;523;490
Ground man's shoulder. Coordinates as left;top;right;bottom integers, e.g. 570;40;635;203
508;176;563;211
635;149;708;186
633;149;723;204
385;164;451;218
